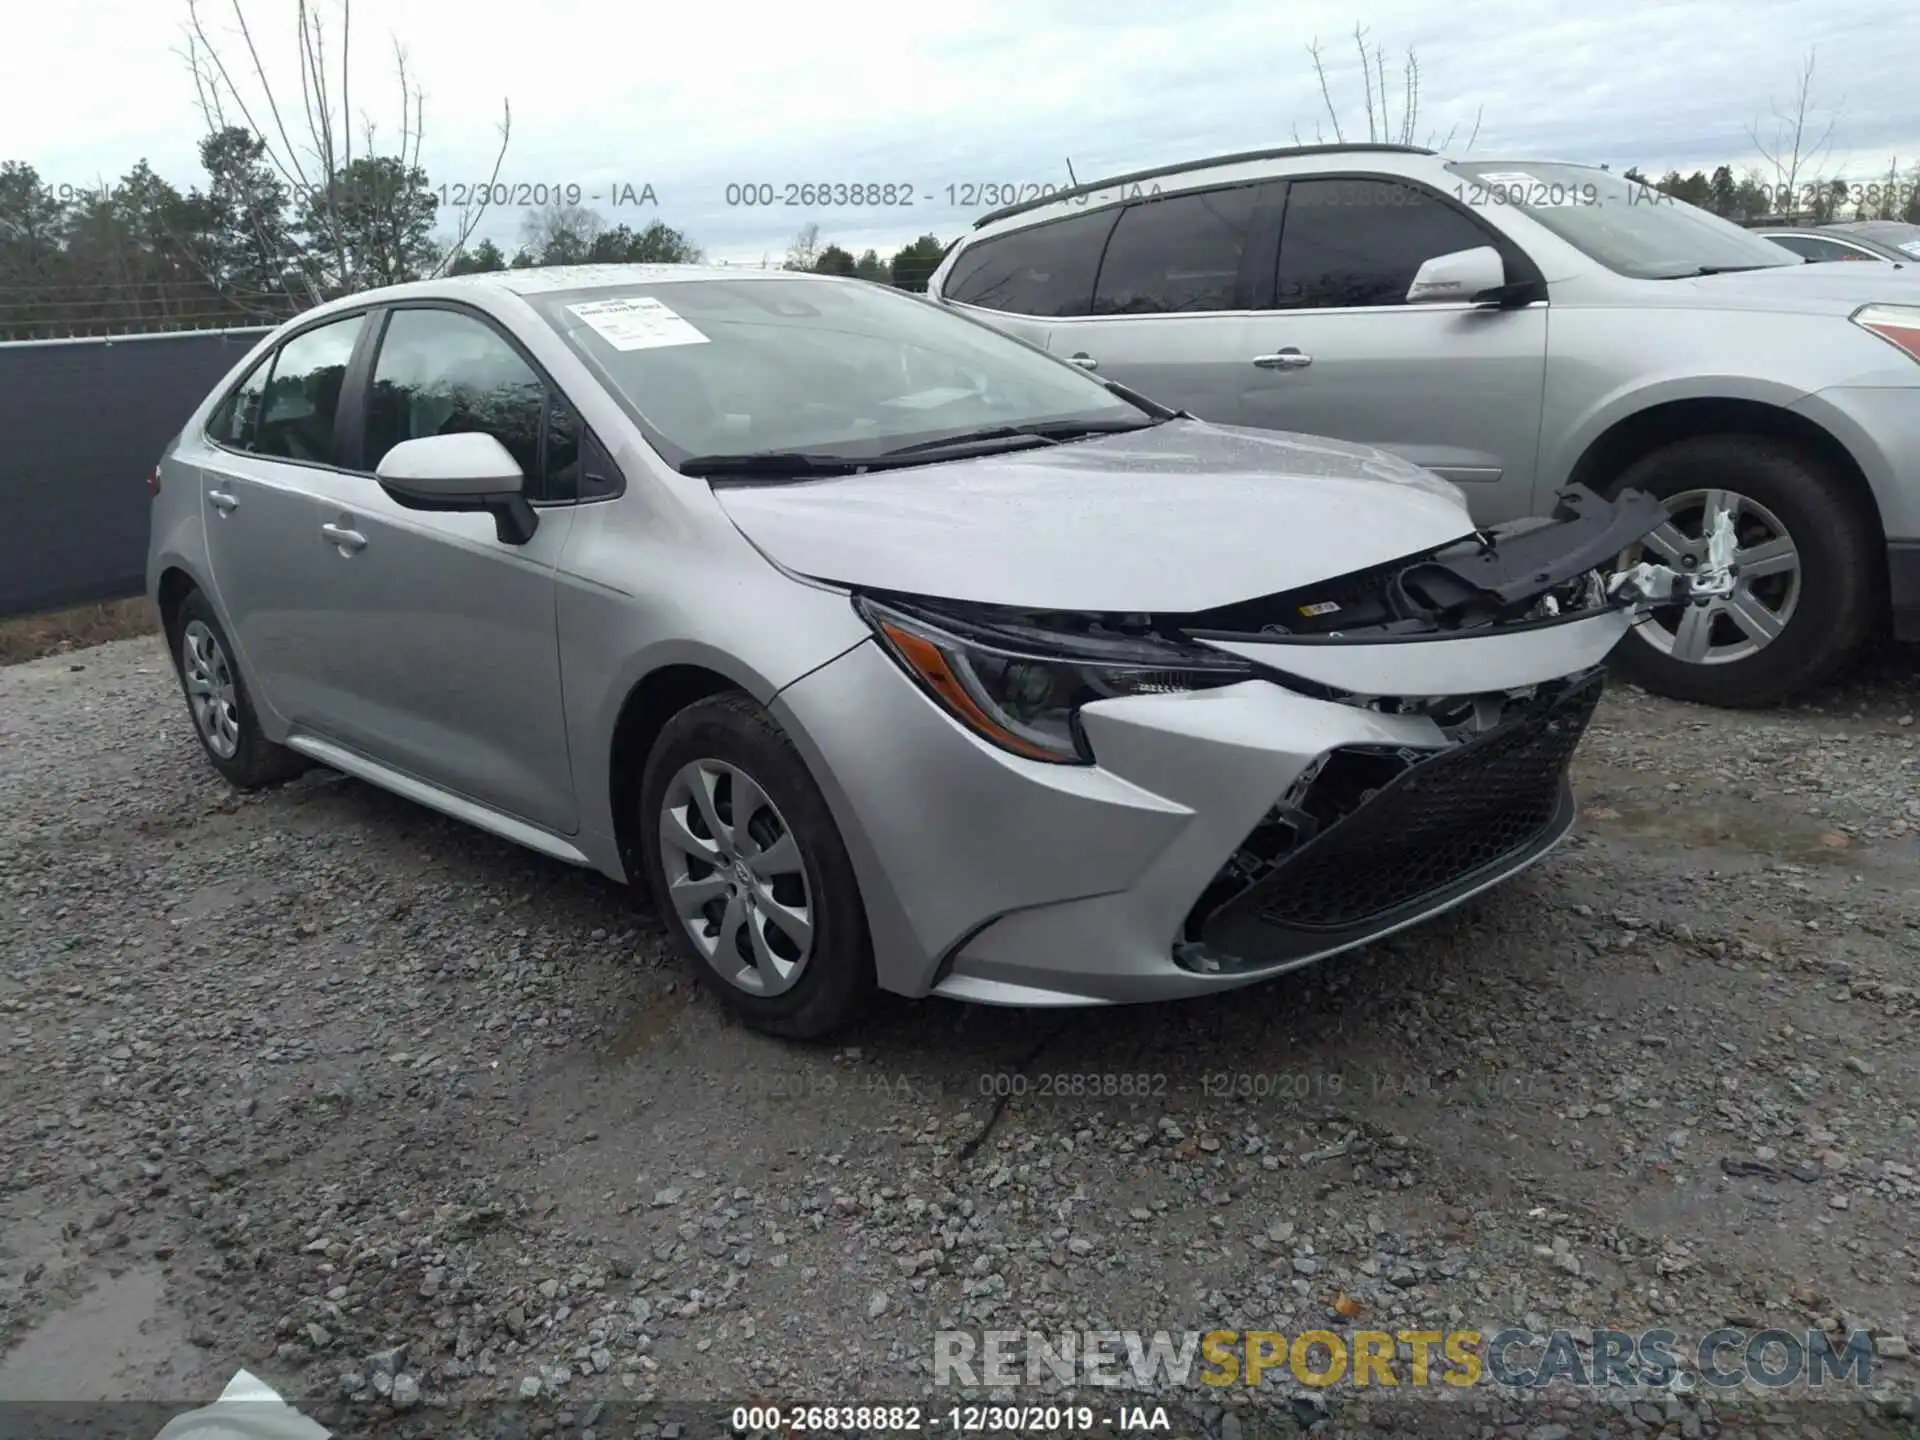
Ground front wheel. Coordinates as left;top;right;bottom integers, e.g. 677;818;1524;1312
1605;435;1878;707
637;692;874;1039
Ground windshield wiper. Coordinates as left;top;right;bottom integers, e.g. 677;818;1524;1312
879;416;1160;458
1666;264;1786;277
678;451;874;478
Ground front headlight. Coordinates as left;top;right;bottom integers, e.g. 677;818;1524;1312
1851;303;1920;361
857;597;1251;764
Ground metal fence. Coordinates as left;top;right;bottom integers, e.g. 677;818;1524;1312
0;327;270;617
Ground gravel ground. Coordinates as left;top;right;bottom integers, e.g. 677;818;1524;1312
1;636;1917;1439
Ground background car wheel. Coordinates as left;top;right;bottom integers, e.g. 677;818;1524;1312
1605;435;1878;708
638;691;874;1039
169;588;308;789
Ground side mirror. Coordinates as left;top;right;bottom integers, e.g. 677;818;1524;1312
1406;245;1509;305
375;432;538;545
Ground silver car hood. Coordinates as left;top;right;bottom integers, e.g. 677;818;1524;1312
711;421;1476;612
1663;262;1920;314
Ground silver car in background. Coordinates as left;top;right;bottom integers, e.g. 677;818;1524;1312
148;265;1692;1037
929;144;1920;707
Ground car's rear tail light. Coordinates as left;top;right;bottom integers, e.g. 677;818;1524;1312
1851;303;1920;362
148;464;162;497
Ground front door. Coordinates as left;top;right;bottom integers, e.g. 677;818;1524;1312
1226;176;1549;525
294;305;580;835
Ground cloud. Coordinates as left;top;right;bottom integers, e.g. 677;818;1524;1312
6;0;1915;263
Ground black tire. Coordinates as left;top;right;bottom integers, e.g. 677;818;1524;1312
168;588;309;790
637;691;874;1040
1604;434;1878;708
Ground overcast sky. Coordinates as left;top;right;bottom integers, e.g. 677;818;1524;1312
7;0;1917;264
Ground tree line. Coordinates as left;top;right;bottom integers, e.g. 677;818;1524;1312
0;135;958;342
8;132;1915;344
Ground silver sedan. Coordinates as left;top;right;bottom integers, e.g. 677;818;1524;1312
148;264;1698;1036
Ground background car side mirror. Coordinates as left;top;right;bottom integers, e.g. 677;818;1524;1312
1405;246;1510;306
375;432;539;545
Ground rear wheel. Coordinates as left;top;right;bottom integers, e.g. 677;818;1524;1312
638;691;873;1039
169;589;308;789
1605;435;1877;707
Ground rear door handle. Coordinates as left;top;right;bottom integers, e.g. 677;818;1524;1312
1068;353;1099;370
321;522;367;554
1253;349;1312;370
207;489;239;514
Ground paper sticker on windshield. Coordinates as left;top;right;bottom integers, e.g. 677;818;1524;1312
568;297;709;351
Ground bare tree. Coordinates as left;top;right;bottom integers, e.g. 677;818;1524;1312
1746;48;1841;218
520;201;602;265
1293;24;1482;152
784;222;821;272
181;0;510;301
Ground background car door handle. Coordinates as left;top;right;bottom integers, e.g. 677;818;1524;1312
1068;353;1099;370
1252;349;1312;370
207;489;238;514
321;522;367;554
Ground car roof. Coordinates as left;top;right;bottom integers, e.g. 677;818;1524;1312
281;263;851;327
1826;220;1920;240
969;143;1438;230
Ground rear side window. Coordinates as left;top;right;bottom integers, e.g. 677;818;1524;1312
1275;179;1493;309
255;313;366;464
942;208;1119;317
1090;184;1269;314
206;355;269;449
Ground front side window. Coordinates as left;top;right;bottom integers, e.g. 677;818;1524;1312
255;313;365;465
1446;160;1800;280
1091;185;1267;314
941;209;1119;317
364;308;547;491
1275;179;1494;309
537;277;1146;463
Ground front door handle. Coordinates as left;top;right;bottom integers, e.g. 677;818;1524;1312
1067;353;1099;370
321;522;367;555
1252;349;1312;370
207;489;239;514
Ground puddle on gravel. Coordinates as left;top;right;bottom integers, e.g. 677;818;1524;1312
1576;796;1872;863
0;1263;215;1401
599;981;703;1063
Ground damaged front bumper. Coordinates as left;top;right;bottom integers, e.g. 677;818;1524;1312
772;485;1689;1006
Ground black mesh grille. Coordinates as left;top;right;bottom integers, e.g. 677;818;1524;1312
1239;670;1604;932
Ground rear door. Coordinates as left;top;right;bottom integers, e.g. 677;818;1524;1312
1042;180;1287;425
936;205;1121;354
196;312;370;727
1233;175;1550;524
290;302;581;835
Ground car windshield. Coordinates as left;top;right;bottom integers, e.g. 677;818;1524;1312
1446;161;1803;280
534;276;1148;467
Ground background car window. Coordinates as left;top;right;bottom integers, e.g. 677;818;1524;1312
1091;186;1265;314
255;313;365;464
1766;234;1853;261
941;209;1118;316
365;308;547;492
1274;179;1492;309
207;355;269;449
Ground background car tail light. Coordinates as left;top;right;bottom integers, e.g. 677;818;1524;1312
148;464;162;497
